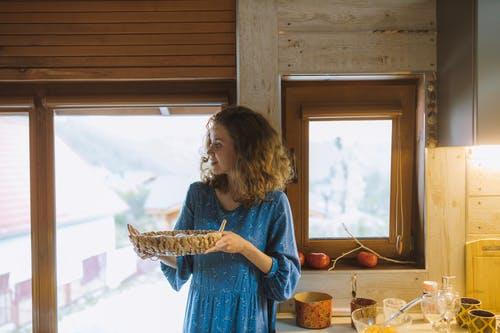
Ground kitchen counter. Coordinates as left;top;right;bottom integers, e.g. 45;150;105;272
276;314;467;333
276;315;355;333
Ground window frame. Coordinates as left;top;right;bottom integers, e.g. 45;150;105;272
0;80;235;333
283;79;420;261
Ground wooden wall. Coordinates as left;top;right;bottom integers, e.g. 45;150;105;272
467;148;500;240
0;0;236;80
237;0;278;123
425;148;466;294
277;0;436;74
238;0;436;130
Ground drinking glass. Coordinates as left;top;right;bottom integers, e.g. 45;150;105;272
437;290;460;333
383;298;407;318
421;293;444;331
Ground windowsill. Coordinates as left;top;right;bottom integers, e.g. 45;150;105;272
300;259;425;273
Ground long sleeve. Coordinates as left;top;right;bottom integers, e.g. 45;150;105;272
262;192;301;302
160;183;196;291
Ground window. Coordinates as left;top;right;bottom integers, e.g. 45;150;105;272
0;115;32;331
54;112;211;332
308;119;393;239
283;80;420;262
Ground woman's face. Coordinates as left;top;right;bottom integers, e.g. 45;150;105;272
207;123;236;175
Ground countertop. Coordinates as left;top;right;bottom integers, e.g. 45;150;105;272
276;314;466;333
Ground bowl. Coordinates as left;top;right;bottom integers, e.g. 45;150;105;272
351;306;412;333
294;291;333;329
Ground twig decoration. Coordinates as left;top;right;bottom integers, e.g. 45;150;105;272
328;223;415;271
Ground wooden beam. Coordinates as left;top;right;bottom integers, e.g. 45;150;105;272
0;67;236;81
44;94;228;109
279;31;436;74
277;0;435;33
0;33;235;46
0;22;235;35
0;0;236;12
0;96;34;110
237;0;280;131
30;96;57;333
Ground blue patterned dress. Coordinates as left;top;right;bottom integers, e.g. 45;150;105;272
160;182;301;333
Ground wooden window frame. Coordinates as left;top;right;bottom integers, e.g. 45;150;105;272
0;80;235;333
283;79;421;263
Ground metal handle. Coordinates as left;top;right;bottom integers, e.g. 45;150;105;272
351;273;357;299
218;219;227;232
384;295;423;326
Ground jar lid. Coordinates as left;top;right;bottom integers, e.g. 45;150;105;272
422;280;438;293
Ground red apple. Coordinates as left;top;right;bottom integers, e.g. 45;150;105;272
305;252;331;269
298;251;305;267
357;251;378;268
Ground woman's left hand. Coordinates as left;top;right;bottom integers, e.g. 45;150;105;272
205;231;249;254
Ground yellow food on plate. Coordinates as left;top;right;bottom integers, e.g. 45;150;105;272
363;325;397;333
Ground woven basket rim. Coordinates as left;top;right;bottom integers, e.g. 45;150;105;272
132;229;222;238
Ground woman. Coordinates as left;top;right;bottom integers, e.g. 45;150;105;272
137;105;300;332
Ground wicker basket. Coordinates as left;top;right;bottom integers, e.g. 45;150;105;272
128;224;223;256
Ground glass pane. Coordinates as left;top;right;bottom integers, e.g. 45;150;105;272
54;114;209;333
309;120;392;239
0;115;32;332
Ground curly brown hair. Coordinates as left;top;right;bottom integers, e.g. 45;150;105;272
200;105;293;207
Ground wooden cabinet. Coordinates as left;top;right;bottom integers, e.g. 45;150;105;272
466;239;500;312
437;0;500;146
